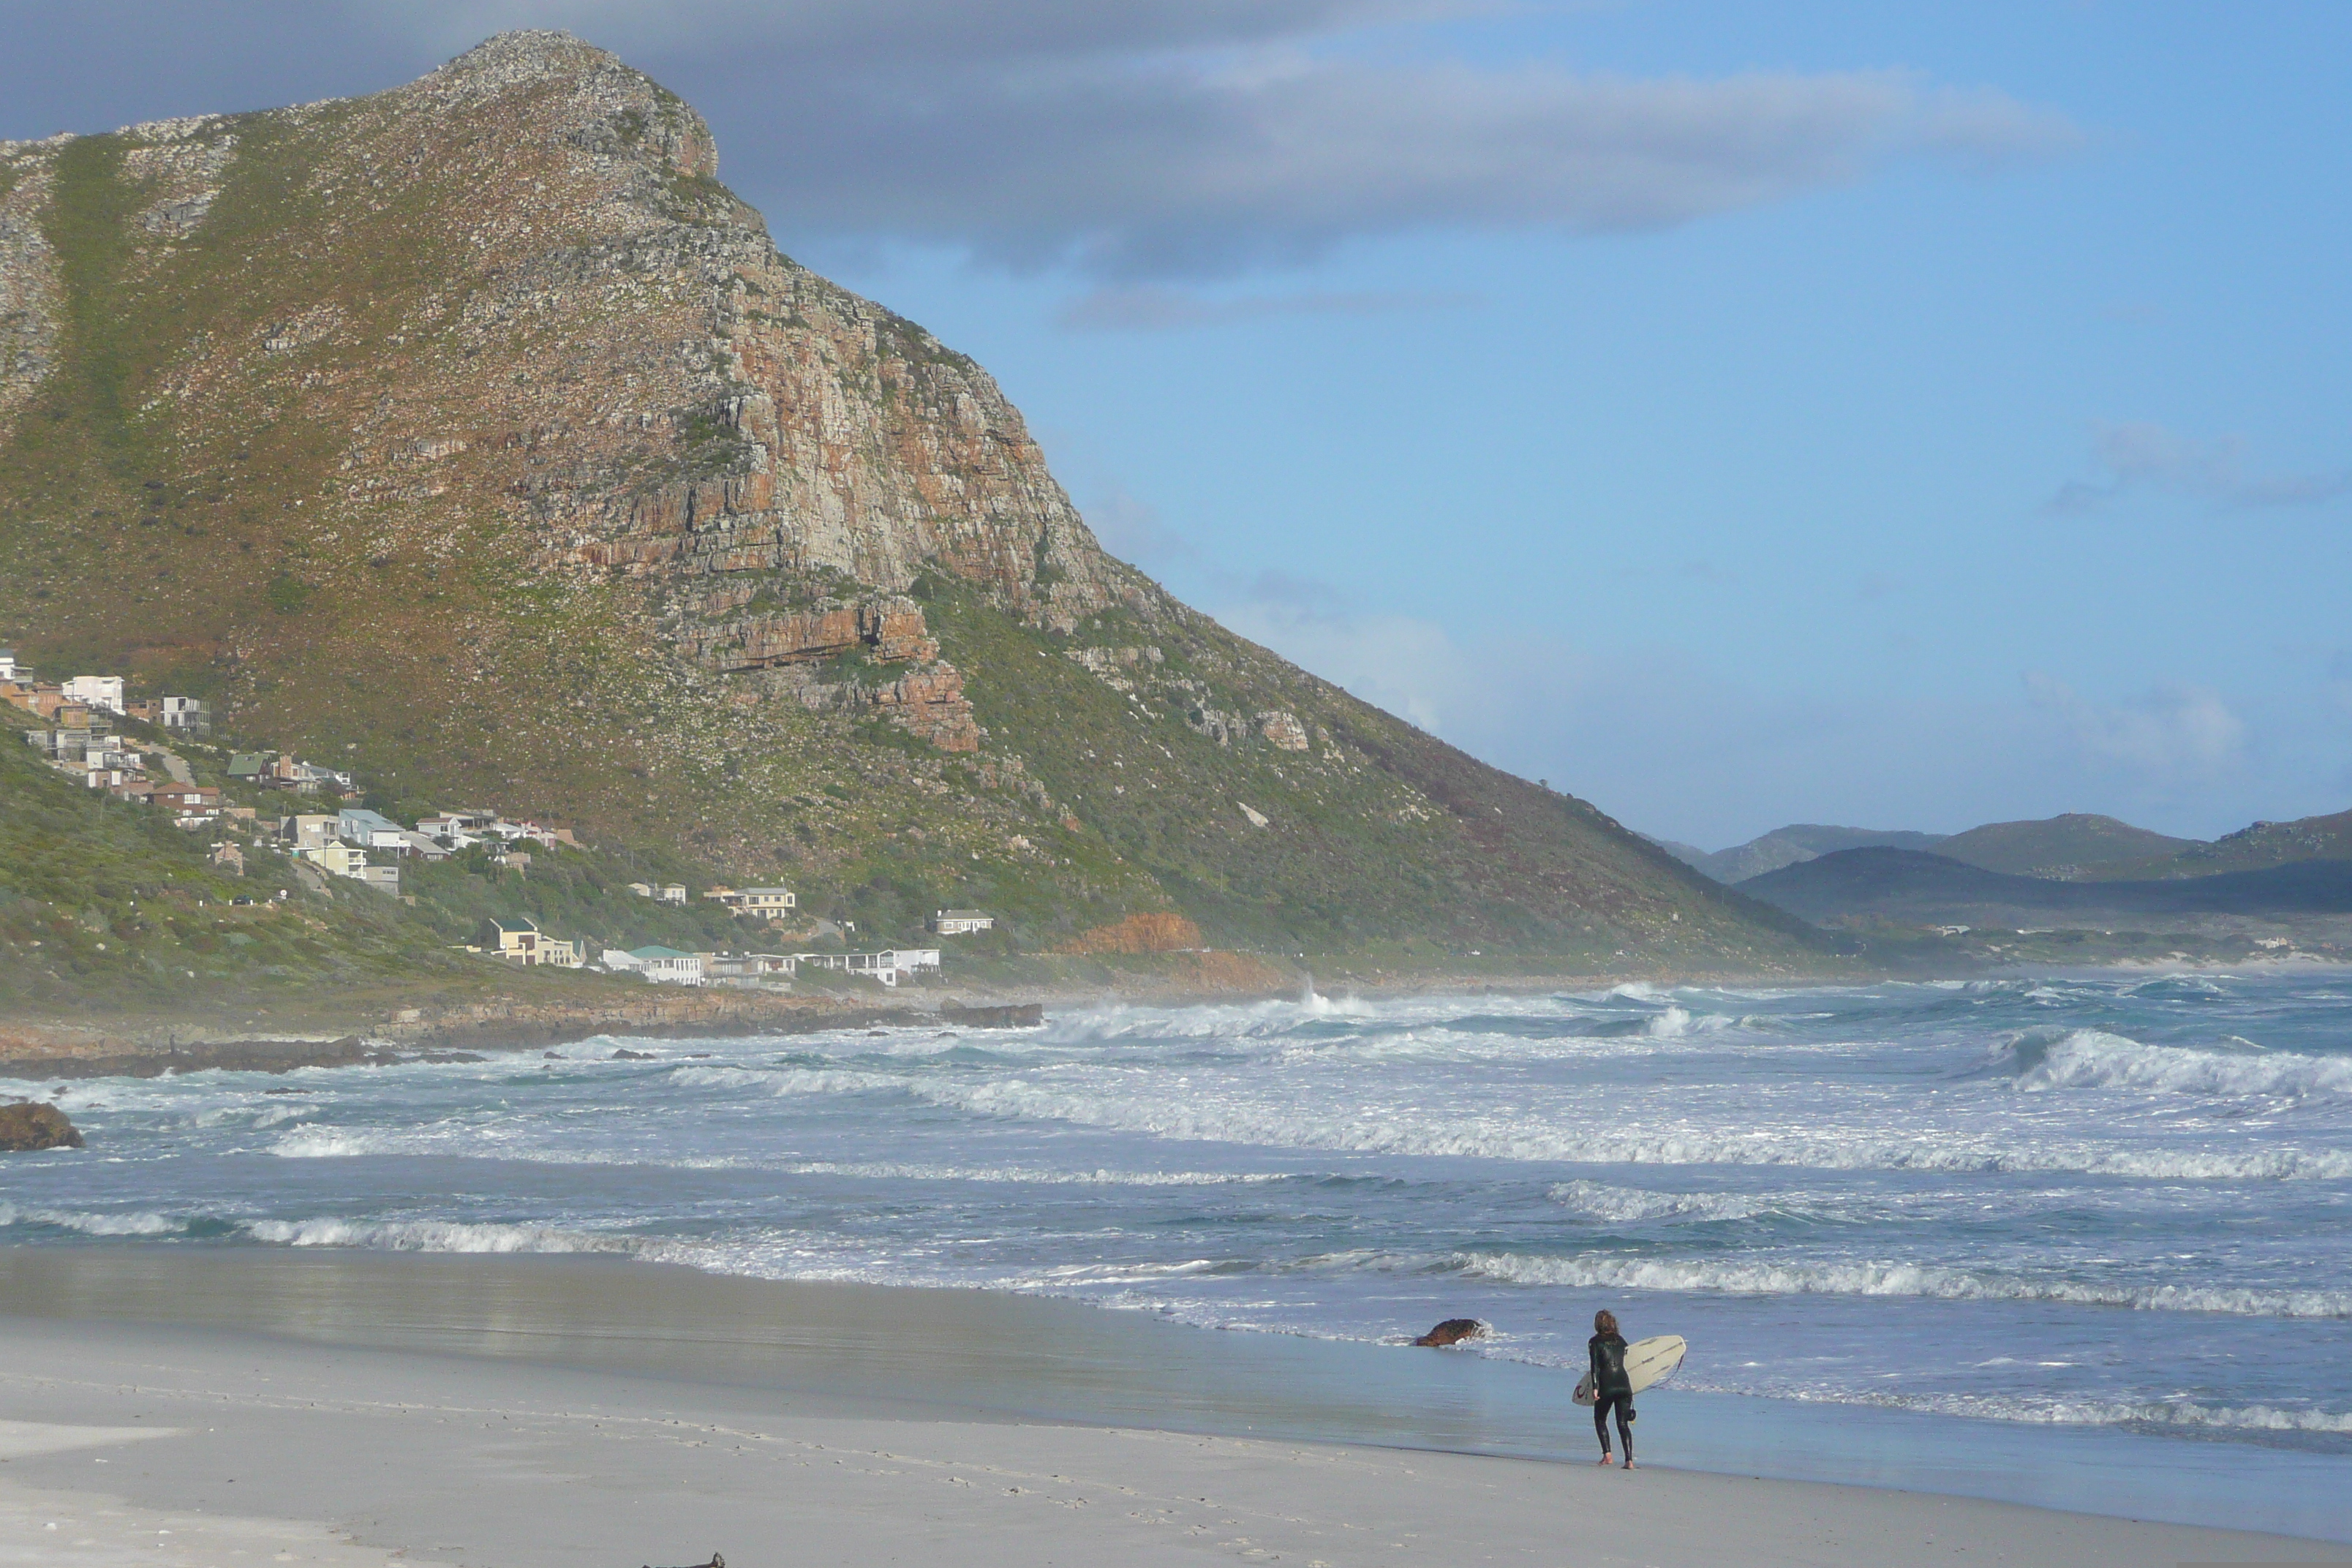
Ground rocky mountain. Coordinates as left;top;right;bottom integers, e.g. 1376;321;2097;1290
1931;813;2198;879
0;33;1819;970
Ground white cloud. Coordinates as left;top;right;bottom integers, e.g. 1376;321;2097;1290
2024;673;2247;775
2048;421;2352;513
378;2;2077;279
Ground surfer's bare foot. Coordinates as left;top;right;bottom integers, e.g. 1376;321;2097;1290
1595;1455;1613;1467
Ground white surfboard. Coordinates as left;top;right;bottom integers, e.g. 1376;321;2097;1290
1573;1335;1686;1406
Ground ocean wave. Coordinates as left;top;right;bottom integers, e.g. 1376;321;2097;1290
1455;1250;2352;1318
1546;1180;1808;1225
269;1126;398;1158
244;1216;649;1255
883;1074;2352;1180
664;1065;910;1096
1684;1380;2352;1436
1999;1028;2352;1098
773;1159;1291;1186
0;1202;186;1237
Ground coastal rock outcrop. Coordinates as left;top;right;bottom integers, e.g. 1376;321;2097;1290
0;1100;83;1150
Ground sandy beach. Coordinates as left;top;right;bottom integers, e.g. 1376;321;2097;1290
0;1251;2340;1568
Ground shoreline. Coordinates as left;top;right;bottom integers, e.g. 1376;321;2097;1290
12;956;2345;1071
2;1245;2348;1556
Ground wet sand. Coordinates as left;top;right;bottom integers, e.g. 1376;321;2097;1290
0;1248;2342;1567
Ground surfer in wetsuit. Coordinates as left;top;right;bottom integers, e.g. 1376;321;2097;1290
1588;1309;1635;1469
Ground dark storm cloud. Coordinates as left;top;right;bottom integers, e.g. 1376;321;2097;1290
3;1;2077;279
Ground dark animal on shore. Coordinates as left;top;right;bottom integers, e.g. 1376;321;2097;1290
0;1101;83;1151
1413;1318;1487;1347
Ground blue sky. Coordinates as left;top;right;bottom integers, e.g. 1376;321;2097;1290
6;2;2345;847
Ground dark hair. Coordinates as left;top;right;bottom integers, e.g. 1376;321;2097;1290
1594;1309;1618;1335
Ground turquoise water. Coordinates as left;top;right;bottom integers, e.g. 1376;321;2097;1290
6;971;2351;1527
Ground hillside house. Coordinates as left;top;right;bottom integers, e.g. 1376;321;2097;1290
708;887;797;919
930;909;995;935
626;881;655;898
63;676;125;715
210;843;246;874
609;945;702;985
337;807;405;846
157;696;209;733
301;841;369;878
472;915;580;967
0;650;18;680
705;952;793;990
657;884;688;905
793;949;941;987
355;864;402;895
151;784;222;826
391;830;451;861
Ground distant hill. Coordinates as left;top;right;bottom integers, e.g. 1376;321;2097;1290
1934;814;2199;879
2089;807;2352;881
1742;848;2352;927
1686;825;1950;885
1641;835;1715;872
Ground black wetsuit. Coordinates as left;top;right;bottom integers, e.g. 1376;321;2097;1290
1589;1332;1634;1460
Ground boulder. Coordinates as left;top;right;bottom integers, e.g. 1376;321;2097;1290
1411;1318;1486;1348
0;1100;84;1151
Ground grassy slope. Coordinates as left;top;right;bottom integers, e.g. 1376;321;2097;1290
2086;808;2352;881
0;732;483;1025
1935;815;2201;878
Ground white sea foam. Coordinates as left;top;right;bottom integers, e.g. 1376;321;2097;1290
772;1160;1289;1186
1694;1382;2352;1436
1546;1180;1804;1224
269;1126;397;1158
0;1202;184;1237
878;1072;2352;1180
244;1216;647;1255
1455;1250;2352;1318
2002;1028;2352;1098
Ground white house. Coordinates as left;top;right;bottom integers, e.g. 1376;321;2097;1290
157;696;208;732
63;676;126;715
619;946;704;985
930;909;995;935
794;949;941;987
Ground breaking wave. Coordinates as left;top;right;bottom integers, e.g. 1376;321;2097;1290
244;1216;652;1256
0;1202;186;1237
2000;1028;2352;1098
1456;1251;2352;1318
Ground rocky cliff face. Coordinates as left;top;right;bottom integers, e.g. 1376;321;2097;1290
0;32;1817;968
